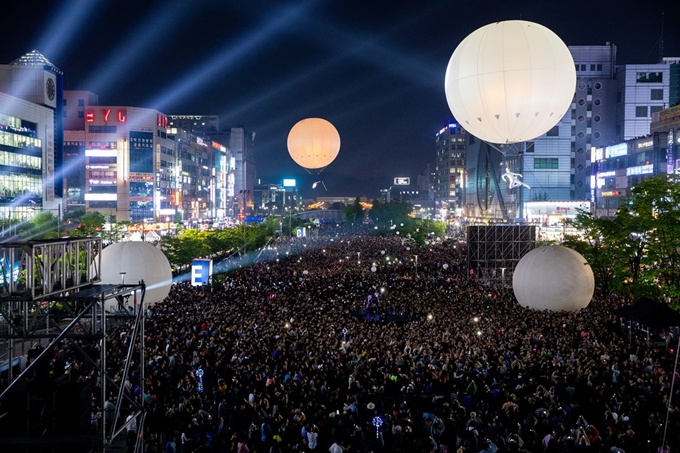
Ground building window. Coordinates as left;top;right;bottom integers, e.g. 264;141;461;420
89;125;117;133
63;110;67;118
636;72;663;83
593;115;601;123
635;106;648;118
580;64;586;71
63;99;67;107
590;64;595;71
597;64;602;71
594;82;602;90
547;126;559;136
78;111;84;118
651;106;664;115
651;89;664;101
534;158;559;169
78;99;85;106
617;91;622;103
594;98;601;106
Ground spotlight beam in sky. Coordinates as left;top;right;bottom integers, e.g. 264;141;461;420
219;2;446;123
84;0;189;97
300;6;445;91
146;3;309;112
34;0;99;64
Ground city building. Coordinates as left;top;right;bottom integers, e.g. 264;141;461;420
64;96;235;224
168;118;255;221
434;121;468;212
0;50;63;205
462;44;625;220
168;115;219;133
0;92;58;223
616;62;672;140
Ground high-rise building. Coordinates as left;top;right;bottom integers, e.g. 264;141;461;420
616;62;672;140
0;92;57;222
168;117;254;220
434;121;468;213
0;50;63;204
168;115;219;133
462;44;621;220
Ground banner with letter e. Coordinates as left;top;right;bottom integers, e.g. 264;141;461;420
191;259;213;286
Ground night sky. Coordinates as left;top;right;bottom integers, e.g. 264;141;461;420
1;0;678;198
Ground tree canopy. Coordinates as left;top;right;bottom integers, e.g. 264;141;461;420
566;174;680;304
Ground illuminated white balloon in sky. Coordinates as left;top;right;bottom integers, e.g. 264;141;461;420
445;20;576;144
287;118;340;173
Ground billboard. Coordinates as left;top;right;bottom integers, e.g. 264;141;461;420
191;259;213;286
393;177;410;185
129;131;154;173
283;179;296;187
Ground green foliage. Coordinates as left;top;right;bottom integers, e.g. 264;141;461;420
18;211;58;240
566;175;680;303
343;197;364;225
368;199;413;226
161;220;277;267
70;211;106;237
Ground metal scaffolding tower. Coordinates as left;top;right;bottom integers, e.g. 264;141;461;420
0;238;147;452
467;225;537;282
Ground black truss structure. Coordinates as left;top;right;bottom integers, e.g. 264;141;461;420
0;238;147;452
467;225;536;279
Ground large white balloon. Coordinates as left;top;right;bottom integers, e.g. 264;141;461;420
287;118;340;173
445;20;576;144
513;246;594;312
95;242;173;310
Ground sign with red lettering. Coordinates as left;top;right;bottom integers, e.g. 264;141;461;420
85;109;127;123
157;114;168;129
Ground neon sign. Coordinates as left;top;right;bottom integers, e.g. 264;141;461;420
626;164;653;176
85;109;127;123
157;114;168;129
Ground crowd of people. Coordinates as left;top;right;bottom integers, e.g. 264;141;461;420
39;234;680;452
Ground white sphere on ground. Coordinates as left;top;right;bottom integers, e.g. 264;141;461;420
513;246;594;312
445;20;576;144
95;242;172;310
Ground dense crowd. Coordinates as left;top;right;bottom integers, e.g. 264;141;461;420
46;234;680;452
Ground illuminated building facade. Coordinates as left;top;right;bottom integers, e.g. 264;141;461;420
434;121;468;212
168;117;253;220
462;44;620;221
0;92;57;222
591;136;667;218
64;98;235;224
0;50;63;205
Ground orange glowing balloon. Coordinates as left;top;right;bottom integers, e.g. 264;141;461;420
287;118;340;173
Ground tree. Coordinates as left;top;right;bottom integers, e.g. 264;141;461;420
566;175;680;303
70;211;106;237
343;197;364;225
368;200;412;226
19;212;58;240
